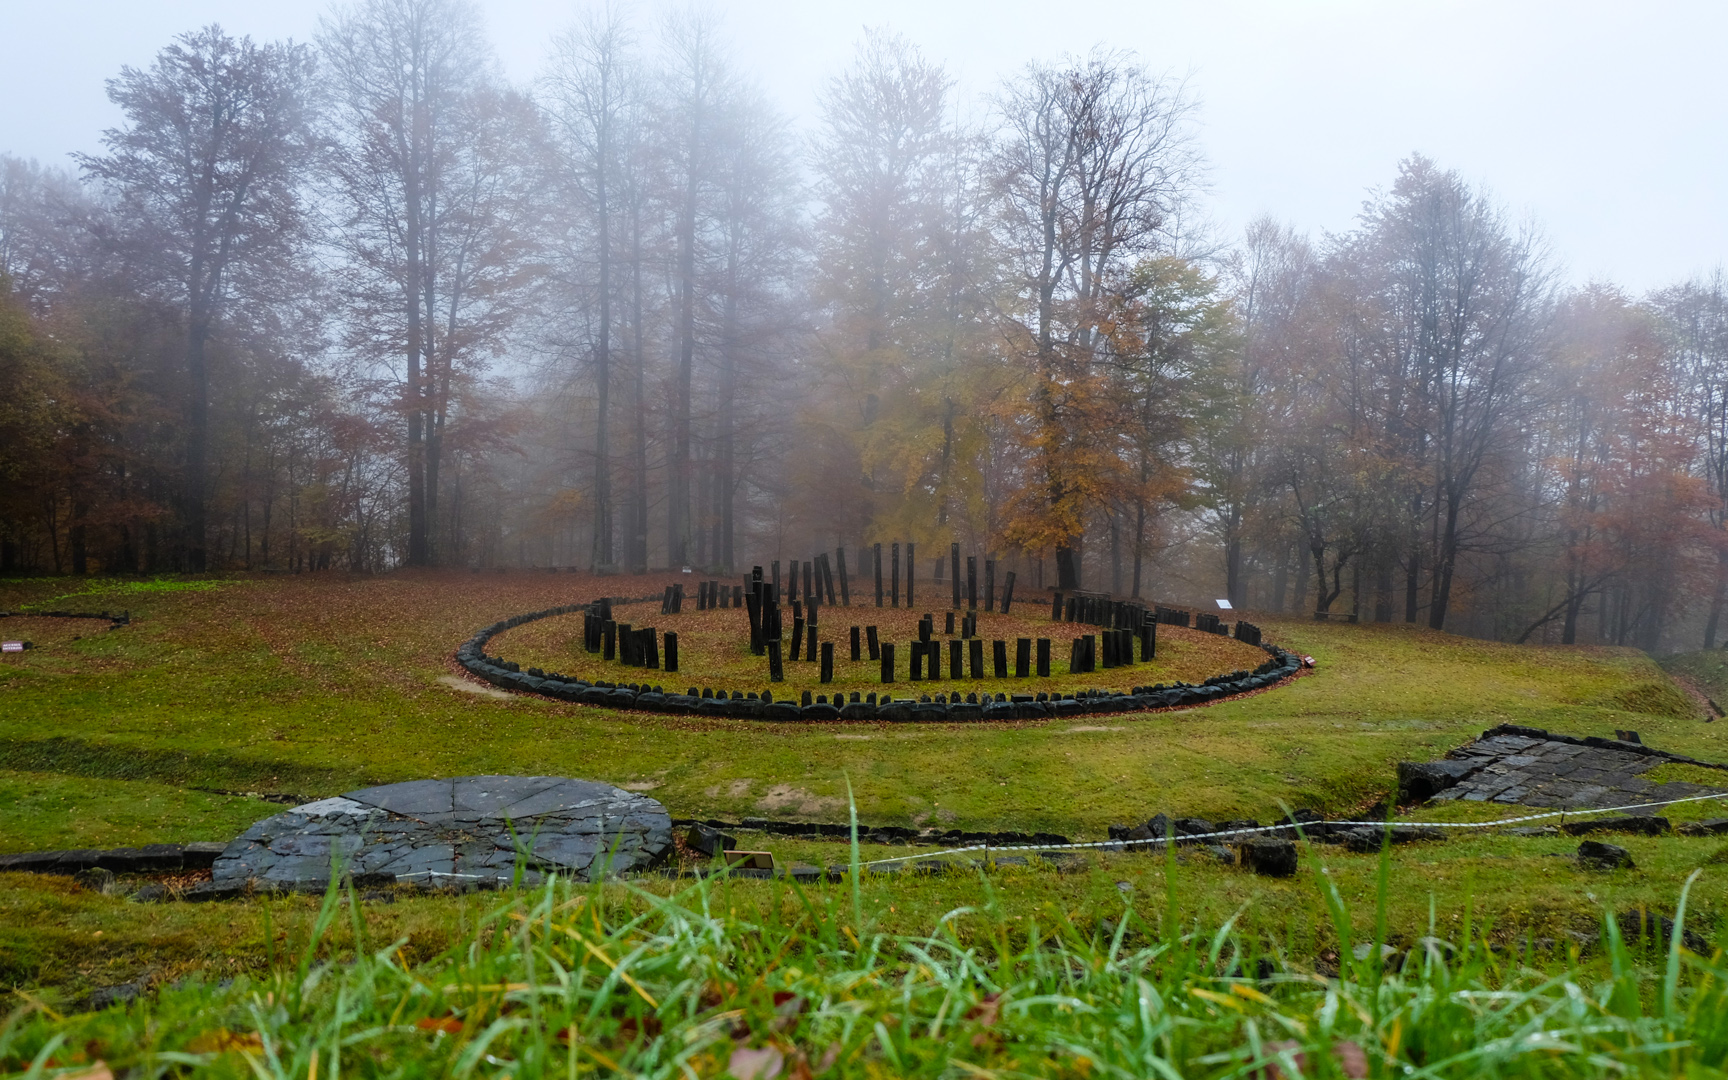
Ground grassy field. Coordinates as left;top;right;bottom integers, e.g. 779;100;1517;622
5;569;1723;847
4;570;1728;1073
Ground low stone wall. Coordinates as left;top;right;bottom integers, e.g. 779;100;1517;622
453;600;1303;721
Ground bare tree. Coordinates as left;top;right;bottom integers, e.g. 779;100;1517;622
321;0;541;565
991;49;1201;589
657;12;733;569
78;26;317;571
1352;158;1552;629
1657;270;1728;645
544;6;635;569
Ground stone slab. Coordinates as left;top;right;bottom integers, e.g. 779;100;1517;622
214;776;671;888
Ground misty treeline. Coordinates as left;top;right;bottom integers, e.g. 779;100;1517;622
3;2;1728;650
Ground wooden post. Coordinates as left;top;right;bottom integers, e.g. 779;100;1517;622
746;584;763;654
880;642;895;683
665;631;678;673
803;560;814;606
906;542;915;607
790;616;804;661
909;641;923;681
643;627;659;669
950;543;961;609
1037;638;1051;677
993;639;1008;678
1051;591;1063;622
602;620;616;661
891;542;900;608
969;637;984;678
768;640;784;682
966;556;977;610
949;638;963;680
807;622;818;664
1001;571;1016;615
850;625;861;661
873;543;883;607
837;547;851;606
821;641;834;683
866;625;880;660
1015;637;1030;678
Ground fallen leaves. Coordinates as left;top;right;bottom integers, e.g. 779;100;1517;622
728;1044;784;1080
966;992;1004;1048
1257;1039;1368;1080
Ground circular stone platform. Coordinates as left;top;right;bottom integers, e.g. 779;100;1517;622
213;776;671;887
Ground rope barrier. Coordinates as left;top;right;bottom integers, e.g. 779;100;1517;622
852;788;1728;867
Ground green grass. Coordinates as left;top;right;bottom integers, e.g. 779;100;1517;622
4;838;1727;1078
3;570;1723;851
7;570;1728;1070
1662;648;1728;712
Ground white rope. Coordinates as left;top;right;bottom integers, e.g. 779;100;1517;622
850;788;1728;867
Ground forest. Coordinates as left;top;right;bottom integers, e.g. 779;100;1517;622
2;0;1726;653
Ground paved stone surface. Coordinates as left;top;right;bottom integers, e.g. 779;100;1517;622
213;776;671;887
1413;727;1727;812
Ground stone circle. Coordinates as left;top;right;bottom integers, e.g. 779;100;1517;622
213;776;671;888
456;599;1302;721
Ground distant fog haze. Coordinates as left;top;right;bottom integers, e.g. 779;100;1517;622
2;0;1722;290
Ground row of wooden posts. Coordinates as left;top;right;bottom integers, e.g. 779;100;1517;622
689;544;1020;614
577;551;1169;682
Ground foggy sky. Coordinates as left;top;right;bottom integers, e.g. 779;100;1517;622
2;0;1722;292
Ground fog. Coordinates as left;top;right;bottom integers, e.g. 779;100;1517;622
3;0;1727;655
5;0;1724;291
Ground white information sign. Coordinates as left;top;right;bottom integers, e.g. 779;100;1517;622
1215;599;1233;611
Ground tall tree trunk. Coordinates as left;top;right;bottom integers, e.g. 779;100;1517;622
1131;497;1145;599
1428;492;1461;630
718;285;737;573
184;310;211;571
669;134;698;570
1109;508;1121;595
592;121;613;568
629;192;649;574
403;141;428;567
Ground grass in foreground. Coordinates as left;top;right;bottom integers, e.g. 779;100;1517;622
5;837;1727;1078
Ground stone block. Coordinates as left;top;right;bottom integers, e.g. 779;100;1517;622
1577;840;1634;870
1676;817;1728;836
1239;838;1298;877
1562;815;1670;836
